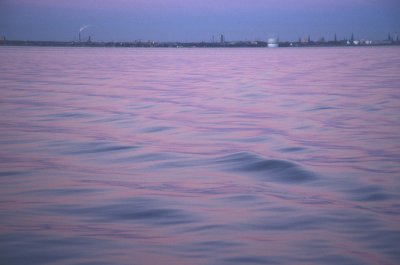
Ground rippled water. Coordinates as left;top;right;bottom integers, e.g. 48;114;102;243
1;46;400;265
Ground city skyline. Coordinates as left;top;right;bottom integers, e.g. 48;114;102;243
1;0;399;42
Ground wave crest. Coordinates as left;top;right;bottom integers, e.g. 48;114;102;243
216;152;317;183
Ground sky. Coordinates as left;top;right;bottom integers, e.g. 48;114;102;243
0;0;399;42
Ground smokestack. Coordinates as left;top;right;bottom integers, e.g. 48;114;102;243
79;25;90;43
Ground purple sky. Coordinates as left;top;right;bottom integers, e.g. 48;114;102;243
0;0;399;42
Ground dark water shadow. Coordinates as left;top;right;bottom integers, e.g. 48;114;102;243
346;185;393;202
64;141;137;155
221;255;280;265
0;233;110;265
45;197;197;226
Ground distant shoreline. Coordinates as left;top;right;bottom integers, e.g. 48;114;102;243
1;39;399;48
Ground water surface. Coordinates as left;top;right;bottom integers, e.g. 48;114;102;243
1;46;400;264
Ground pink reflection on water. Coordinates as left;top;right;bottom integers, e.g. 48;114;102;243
0;46;400;264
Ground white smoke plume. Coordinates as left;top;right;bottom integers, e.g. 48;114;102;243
79;25;91;33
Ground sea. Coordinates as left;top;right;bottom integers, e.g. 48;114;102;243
0;46;400;265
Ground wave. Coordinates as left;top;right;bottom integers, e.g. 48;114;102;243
215;152;317;183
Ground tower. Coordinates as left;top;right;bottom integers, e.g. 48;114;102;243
267;37;279;48
334;33;337;42
220;34;224;44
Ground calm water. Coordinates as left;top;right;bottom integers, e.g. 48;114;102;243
1;46;400;265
